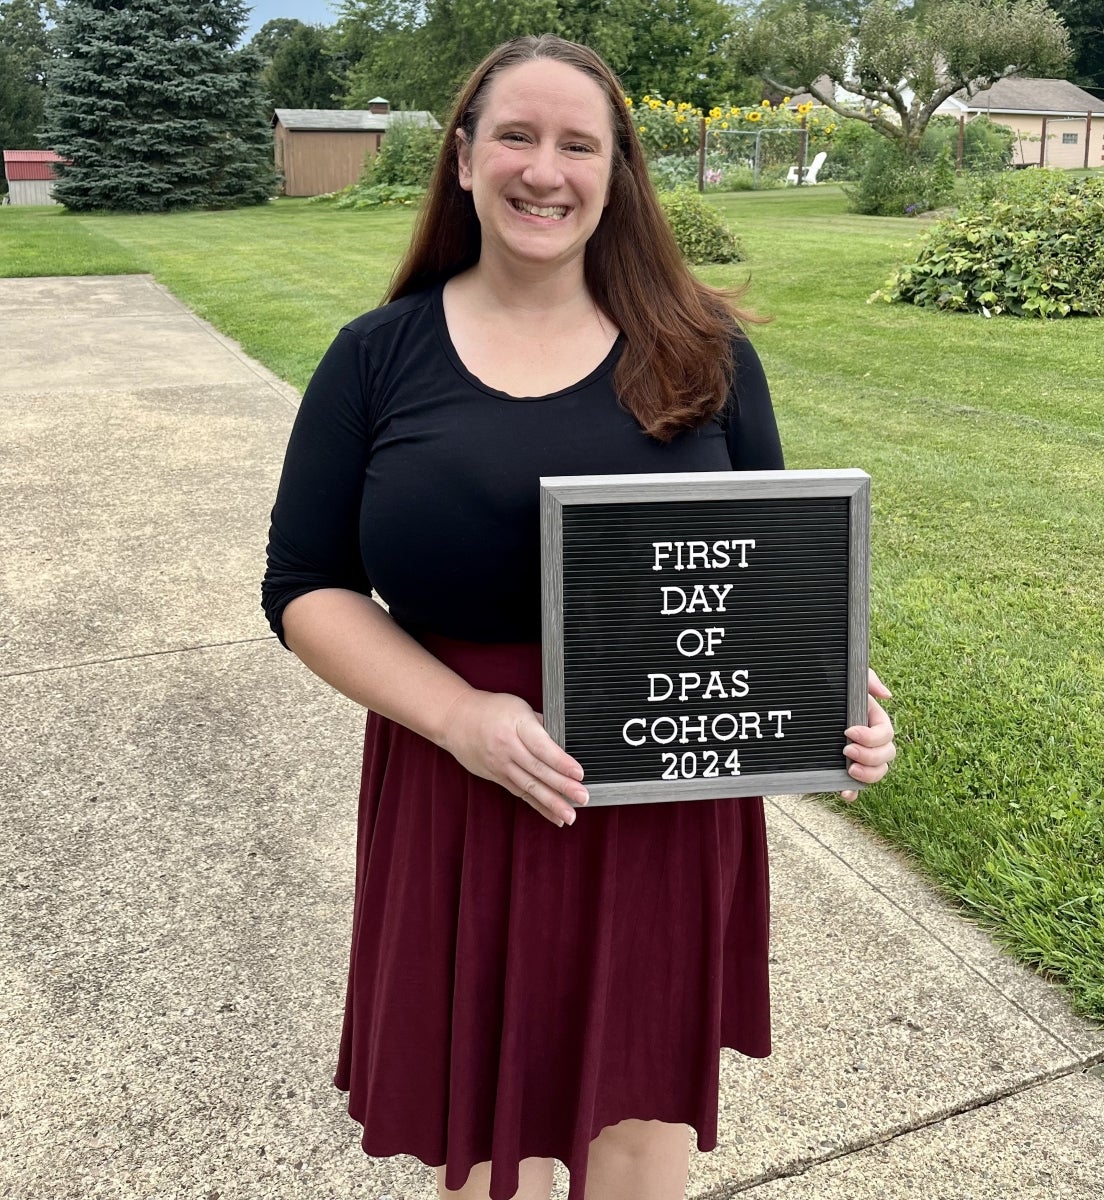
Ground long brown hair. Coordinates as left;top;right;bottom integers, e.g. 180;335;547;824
387;34;760;441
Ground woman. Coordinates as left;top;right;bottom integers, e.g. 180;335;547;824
262;34;895;1200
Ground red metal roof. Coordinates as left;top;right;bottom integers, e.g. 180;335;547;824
3;149;67;181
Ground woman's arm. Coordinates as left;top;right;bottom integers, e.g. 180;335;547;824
281;588;588;827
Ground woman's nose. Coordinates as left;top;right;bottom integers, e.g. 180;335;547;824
522;141;563;191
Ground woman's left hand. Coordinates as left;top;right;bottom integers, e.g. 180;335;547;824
840;669;896;802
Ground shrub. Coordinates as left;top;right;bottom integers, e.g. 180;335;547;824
657;189;743;264
870;170;1104;318
922;115;1015;174
816;120;880;182
367;117;442;188
649;154;699;191
309;181;425;209
843;138;955;216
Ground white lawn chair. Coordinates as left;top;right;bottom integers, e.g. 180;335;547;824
786;151;827;185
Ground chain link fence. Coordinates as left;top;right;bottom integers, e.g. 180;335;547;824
646;125;811;192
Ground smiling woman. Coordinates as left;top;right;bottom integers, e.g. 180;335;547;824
260;32;895;1200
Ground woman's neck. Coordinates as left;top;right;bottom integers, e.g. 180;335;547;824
454;257;597;326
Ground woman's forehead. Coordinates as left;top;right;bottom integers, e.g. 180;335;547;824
480;59;613;133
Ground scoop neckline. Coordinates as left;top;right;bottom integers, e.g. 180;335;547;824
432;282;624;403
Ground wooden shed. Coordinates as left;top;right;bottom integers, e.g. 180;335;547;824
272;101;441;197
3;149;66;205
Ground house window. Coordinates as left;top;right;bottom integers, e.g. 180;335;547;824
1062;132;1079;145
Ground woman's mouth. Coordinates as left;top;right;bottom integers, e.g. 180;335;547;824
511;199;568;220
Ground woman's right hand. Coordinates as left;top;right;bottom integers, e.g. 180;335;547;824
440;689;589;827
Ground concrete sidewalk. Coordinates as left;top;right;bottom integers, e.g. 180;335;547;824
2;275;1101;1200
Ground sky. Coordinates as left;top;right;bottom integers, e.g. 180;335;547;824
242;0;340;41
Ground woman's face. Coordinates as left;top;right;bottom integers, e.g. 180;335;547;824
457;58;615;275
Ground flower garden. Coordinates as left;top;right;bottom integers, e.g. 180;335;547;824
627;93;838;191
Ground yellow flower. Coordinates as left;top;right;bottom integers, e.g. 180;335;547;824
666;99;674;108
747;110;762;122
639;125;647;133
760;99;771;108
797;101;813;115
721;120;729;129
642;95;651;103
624;96;633;107
704;116;712;125
782;96;791;104
709;106;722;119
731;109;741;119
649;99;661;110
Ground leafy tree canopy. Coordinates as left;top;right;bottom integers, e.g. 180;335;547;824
0;0;53;181
45;0;276;211
737;0;1071;154
248;16;308;63
1046;0;1104;87
335;0;755;114
264;22;339;108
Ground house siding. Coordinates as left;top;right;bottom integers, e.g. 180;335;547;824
274;126;382;196
8;178;58;205
983;113;1104;168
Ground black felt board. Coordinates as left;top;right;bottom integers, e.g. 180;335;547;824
541;471;870;804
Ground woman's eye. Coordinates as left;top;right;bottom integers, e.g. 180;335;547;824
565;143;595;154
501;132;529;144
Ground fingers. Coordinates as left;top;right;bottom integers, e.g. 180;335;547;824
444;691;588;828
840;682;897;801
867;668;893;700
506;715;589;826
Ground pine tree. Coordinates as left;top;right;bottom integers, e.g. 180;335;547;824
44;0;276;212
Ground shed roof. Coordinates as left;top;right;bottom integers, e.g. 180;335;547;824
3;149;66;180
272;108;440;132
964;77;1104;116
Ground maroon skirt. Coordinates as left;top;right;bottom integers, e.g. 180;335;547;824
334;635;771;1199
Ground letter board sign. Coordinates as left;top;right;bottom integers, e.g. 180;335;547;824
540;469;870;804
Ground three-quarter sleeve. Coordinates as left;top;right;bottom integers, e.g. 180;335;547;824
725;335;785;470
261;327;377;647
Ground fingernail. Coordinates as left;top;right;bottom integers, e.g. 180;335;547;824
578;789;589;805
564;811;576;826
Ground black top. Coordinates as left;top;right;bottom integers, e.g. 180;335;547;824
262;284;784;644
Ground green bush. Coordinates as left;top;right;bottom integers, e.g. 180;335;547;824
870;170;1104;317
657;189;743;264
649;154;699;192
844;138;956;216
816;119;881;182
368;117;442;188
309;181;425;209
922;115;1015;174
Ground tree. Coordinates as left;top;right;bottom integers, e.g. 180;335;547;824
44;0;277;212
264;23;339;108
0;0;52;186
335;0;753;114
1047;0;1104;87
616;0;749;107
248;16;307;64
738;0;1071;156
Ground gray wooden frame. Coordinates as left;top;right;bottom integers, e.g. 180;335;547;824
540;469;870;804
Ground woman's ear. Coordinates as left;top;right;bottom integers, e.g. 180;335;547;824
456;129;473;192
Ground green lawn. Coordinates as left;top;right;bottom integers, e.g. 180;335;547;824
4;192;1102;1020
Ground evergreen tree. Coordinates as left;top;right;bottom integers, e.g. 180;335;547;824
44;0;276;212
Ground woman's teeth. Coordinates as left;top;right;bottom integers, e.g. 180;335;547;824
512;200;567;220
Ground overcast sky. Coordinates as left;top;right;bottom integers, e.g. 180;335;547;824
242;0;340;40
